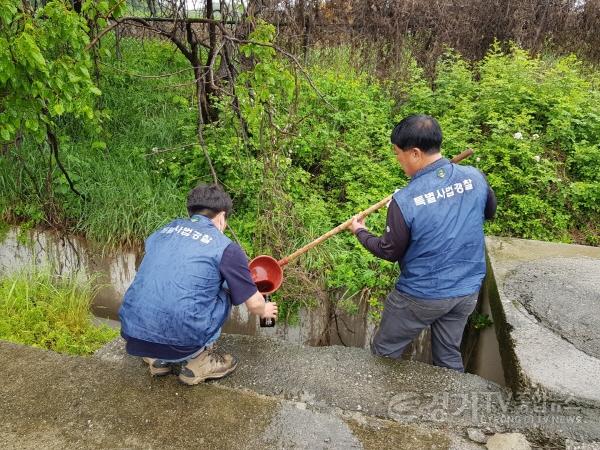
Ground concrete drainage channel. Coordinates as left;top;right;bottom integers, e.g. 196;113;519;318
94;287;507;387
1;227;599;448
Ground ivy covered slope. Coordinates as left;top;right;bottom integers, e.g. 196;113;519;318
1;16;599;312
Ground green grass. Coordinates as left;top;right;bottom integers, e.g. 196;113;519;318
0;269;118;355
0;35;193;249
62;147;185;249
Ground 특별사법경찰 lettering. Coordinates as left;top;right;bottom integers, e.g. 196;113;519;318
160;226;214;244
413;179;473;207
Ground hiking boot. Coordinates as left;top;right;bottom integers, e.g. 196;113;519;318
178;347;238;385
142;357;173;376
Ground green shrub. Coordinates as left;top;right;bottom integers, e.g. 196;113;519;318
397;43;600;244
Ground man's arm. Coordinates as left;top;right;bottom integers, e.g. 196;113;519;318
484;183;497;220
350;200;410;262
477;170;497;220
219;243;277;319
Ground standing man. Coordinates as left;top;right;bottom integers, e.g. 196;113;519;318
119;184;277;385
349;115;496;372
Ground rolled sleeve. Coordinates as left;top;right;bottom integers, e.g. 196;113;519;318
219;243;259;306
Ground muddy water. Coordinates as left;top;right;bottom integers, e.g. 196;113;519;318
255;280;275;293
0;226;504;377
466;291;507;386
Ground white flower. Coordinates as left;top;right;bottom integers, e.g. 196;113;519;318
533;155;541;162
532;133;540;140
476;157;481;162
513;132;523;140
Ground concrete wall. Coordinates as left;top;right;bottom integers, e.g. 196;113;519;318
0;226;432;361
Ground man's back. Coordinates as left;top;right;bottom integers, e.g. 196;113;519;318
120;215;232;347
393;159;488;299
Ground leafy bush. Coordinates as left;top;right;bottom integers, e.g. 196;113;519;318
397;43;600;244
0;35;189;247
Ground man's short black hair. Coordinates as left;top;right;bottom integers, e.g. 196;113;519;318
187;183;233;218
390;115;442;154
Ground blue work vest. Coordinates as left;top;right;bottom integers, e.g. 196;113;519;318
393;158;488;299
119;215;232;347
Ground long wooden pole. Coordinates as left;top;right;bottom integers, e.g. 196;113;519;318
278;149;474;266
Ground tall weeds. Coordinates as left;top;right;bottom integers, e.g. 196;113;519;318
0;269;118;355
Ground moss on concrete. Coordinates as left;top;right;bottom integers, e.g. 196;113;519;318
346;418;451;450
0;341;277;449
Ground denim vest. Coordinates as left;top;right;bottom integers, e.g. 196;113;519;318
393;158;488;299
119;215;232;346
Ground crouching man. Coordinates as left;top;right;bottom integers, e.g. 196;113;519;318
119;184;277;385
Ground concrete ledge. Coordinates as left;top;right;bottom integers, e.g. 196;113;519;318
95;334;600;444
2;338;493;450
485;237;600;407
2;331;599;448
0;337;500;450
96;334;508;427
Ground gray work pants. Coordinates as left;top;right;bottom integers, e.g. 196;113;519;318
371;289;478;372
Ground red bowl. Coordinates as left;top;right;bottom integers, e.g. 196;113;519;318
249;255;283;295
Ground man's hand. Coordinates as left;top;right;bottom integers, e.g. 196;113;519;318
262;301;278;319
245;291;278;319
349;215;366;234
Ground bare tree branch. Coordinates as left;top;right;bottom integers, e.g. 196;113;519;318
223;35;336;111
85;19;121;51
46;127;86;200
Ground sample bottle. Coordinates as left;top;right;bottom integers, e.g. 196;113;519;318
260;294;275;328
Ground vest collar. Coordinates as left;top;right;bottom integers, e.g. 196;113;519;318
411;157;451;181
190;214;215;227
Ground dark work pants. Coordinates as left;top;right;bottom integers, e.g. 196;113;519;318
371;289;478;372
